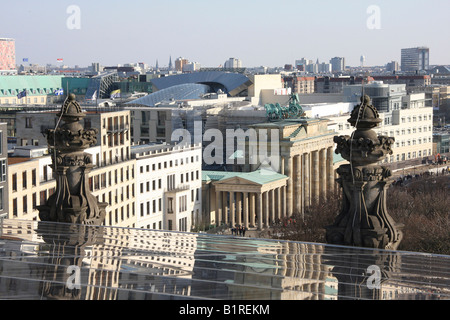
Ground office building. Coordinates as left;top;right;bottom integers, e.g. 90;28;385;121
0;38;16;75
386;61;399;72
0;123;7;218
175;57;189;72
132;143;202;231
330;57;345;73
340;82;433;165
9;110;137;228
401;47;429;72
224;58;242;69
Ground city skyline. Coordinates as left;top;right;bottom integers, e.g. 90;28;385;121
1;0;450;68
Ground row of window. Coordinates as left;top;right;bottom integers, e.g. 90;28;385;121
1;97;48;104
97;184;135;206
396;137;432;147
106;203;135;226
11;168;50;192
140;189;200;217
140;199;162;216
11;188;54;217
139;155;200;173
89;165;134;191
401;114;432;123
139;171;200;194
390;126;433;136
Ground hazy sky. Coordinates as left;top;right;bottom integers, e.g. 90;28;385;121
2;0;449;68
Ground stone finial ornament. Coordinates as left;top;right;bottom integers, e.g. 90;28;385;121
326;95;403;250
38;94;107;225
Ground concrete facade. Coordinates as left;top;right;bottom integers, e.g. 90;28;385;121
0;123;8;218
132;143;202;232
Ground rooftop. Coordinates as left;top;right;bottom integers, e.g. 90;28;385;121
203;169;289;185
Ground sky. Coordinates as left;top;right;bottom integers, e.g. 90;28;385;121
1;0;450;68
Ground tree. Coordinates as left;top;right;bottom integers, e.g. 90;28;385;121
272;175;450;255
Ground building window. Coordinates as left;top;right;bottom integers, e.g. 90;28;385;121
31;169;36;186
168;198;174;213
0;159;6;182
12;173;17;192
32;193;37;210
23;195;27;214
0;187;3;211
40;190;47;205
13;198;18;217
26;117;33;128
22;171;27;189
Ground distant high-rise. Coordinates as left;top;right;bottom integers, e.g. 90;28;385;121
386;61;399;72
175;57;189;72
401;47;429;72
0;38;16;74
330;57;345;72
224;58;242;69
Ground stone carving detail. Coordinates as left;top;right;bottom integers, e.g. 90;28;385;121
326;95;403;250
38;94;107;225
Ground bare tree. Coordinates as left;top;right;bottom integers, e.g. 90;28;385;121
272;175;450;255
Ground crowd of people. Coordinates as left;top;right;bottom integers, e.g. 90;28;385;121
230;225;247;237
392;166;450;186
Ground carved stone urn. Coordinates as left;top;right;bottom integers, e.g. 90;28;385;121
326;95;403;250
38;94;107;225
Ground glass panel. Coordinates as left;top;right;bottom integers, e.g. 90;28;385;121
0;219;449;301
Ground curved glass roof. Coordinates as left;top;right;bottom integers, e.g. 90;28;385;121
126;83;212;107
150;71;252;96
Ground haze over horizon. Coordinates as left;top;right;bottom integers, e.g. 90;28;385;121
2;0;449;68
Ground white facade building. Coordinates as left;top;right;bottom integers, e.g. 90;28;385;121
132;143;202;232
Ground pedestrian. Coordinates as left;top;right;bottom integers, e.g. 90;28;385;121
242;227;246;237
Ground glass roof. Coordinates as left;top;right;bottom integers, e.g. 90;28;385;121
0;219;449;301
150;71;251;95
126;83;212;107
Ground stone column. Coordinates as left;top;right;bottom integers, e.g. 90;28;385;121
320;148;327;200
215;189;222;226
270;189;275;225
256;192;263;230
327;146;335;197
236;192;242;226
250;193;256;227
229;191;235;227
285;157;293;216
294;155;302;214
282;185;287;218
304;153;310;208
312;150;320;204
263;191;269;228
223;192;228;225
277;187;282;222
243;192;249;229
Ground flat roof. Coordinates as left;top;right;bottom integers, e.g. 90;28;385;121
203;169;288;185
